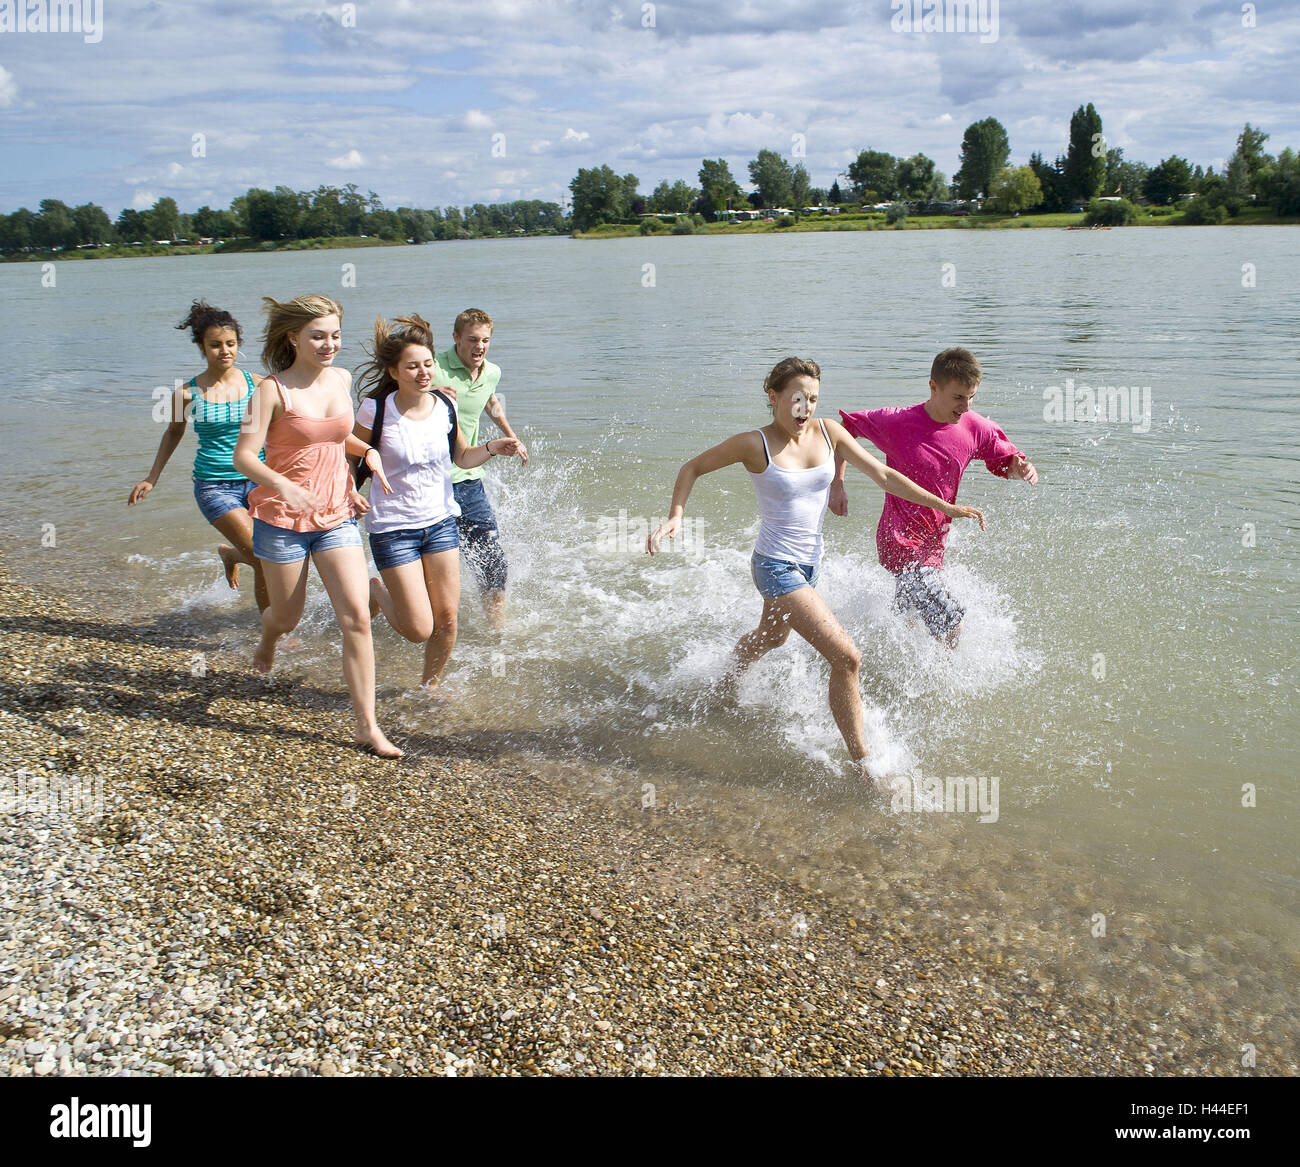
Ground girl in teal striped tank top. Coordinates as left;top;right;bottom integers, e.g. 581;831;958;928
128;300;269;611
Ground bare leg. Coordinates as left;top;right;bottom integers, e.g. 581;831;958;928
373;561;434;644
722;598;793;692
313;545;402;758
944;621;963;650
484;588;506;632
253;557;310;673
212;507;269;612
771;586;867;762
420;549;460;688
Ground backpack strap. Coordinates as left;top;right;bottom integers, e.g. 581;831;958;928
354;391;390;488
432;390;459;461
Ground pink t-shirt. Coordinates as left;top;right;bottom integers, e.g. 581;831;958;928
839;403;1021;572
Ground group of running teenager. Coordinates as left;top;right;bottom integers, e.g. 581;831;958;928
129;295;525;758
130;292;1036;783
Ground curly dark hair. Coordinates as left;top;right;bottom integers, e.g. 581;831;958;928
175;299;242;348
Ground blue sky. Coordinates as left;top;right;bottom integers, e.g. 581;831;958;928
1;0;1297;215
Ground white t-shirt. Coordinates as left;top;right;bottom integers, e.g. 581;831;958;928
357;393;461;534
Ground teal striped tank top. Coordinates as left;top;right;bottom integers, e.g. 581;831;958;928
191;370;261;481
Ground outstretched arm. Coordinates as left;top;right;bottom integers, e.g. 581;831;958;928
826;419;985;530
484;394;528;465
1005;454;1039;484
646;431;763;553
128;386;188;505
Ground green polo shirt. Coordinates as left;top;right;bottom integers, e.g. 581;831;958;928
436;348;502;484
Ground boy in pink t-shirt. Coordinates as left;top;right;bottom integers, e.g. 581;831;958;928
831;347;1038;647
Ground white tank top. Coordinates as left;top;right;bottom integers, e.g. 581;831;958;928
749;421;834;565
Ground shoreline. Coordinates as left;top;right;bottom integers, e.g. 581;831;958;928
6;209;1297;263
0;563;1236;1076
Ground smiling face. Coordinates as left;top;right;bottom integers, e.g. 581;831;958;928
389;343;435;396
201;325;239;371
768;374;820;435
454;323;492;373
292;315;341;367
929;376;979;424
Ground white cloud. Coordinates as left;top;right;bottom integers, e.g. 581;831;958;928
0;65;17;108
166;161;184;177
131;191;157;209
461;109;494;131
327;149;365;170
562;128;590;142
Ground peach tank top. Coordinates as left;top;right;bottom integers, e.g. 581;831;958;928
248;377;355;532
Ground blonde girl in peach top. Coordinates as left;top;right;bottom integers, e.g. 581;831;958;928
233;293;402;758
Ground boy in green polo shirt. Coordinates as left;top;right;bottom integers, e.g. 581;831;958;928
437;308;528;630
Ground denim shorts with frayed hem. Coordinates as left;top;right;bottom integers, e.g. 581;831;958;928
369;514;460;571
252;517;361;564
193;478;254;524
751;551;821;599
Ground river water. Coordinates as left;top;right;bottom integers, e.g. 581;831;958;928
2;226;1296;1070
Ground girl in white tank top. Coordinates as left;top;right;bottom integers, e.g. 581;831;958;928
646;358;985;792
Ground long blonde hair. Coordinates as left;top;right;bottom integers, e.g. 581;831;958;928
260;293;345;373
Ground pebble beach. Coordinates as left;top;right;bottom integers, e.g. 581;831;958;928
0;564;1261;1077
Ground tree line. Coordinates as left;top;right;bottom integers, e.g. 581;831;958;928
569;112;1300;229
0;183;567;254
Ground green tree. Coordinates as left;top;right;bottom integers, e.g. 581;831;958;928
828;179;842;205
1028;151;1067;212
0;207;38;252
790;164;811;210
1142;156;1193;205
243;188;281;239
953;118;1010;200
35;199;77;249
72;202;115;246
397;207;436;243
847;149;898;202
698;158;744;219
988;166;1044;214
114;208;148;242
1234;123;1271;194
895;153;937;200
748;149;795;208
192;206;239;238
1260;147;1300;215
650;179;696;214
569;165;633;230
1063;103;1106;203
143;197;180;241
1104;147;1149;199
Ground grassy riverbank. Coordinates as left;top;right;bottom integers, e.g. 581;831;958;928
575;204;1297;238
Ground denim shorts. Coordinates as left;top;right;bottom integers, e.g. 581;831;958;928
751;551;821;599
369;515;460;571
193;478;254;524
252;517;361;564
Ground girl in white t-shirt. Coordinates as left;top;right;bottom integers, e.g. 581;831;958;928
352;315;521;689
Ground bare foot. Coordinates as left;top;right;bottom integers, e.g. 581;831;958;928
368;576;383;620
253;635;277;674
355;726;403;758
420;678;452;702
217;544;240;590
855;758;909;798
